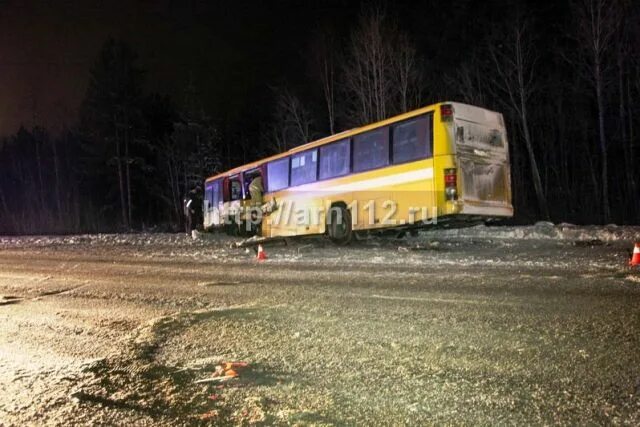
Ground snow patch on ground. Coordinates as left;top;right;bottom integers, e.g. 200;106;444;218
0;232;235;249
419;222;640;242
0;223;637;273
1;223;638;249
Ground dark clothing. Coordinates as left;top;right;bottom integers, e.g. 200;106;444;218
184;189;203;233
191;192;202;226
249;176;264;207
185;214;193;234
184;197;194;233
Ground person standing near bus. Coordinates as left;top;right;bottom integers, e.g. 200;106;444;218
184;193;193;234
184;186;202;234
249;174;263;207
248;174;264;236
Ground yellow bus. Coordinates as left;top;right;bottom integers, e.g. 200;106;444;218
203;102;513;243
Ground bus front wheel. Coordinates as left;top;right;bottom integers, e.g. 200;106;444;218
328;205;352;245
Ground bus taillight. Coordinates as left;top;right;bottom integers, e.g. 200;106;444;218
440;104;454;122
444;168;458;201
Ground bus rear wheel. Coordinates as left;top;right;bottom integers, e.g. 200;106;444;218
328;205;352;245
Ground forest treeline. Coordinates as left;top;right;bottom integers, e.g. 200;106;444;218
0;0;639;234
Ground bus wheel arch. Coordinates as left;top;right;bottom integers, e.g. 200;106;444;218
327;202;353;245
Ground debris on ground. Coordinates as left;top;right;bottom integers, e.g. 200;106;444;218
573;239;605;247
199;409;219;420
195;362;252;421
3;227;640;425
194;375;236;384
195;361;250;384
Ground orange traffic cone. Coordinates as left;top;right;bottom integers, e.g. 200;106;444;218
630;243;640;267
224;362;248;370
257;244;267;261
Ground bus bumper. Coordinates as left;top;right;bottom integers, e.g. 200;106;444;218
443;200;513;218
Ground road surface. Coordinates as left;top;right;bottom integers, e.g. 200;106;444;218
0;226;639;425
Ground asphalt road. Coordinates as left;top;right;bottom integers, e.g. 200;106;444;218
0;231;639;425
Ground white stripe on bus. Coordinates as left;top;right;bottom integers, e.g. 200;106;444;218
289;167;434;195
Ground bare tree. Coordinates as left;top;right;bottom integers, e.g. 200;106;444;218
446;55;487;107
342;7;387;124
571;0;620;223
80;39;144;229
113;127;128;228
265;87;314;153
310;28;338;134
51;133;63;224
615;10;638;219
394;33;423;112
0;169;12;231
486;19;550;220
341;7;422;126
265;117;290;155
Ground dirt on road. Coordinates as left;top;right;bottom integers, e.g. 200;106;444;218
0;225;639;425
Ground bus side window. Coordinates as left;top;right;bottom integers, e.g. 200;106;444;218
392;115;432;164
290;149;318;186
222;177;230;201
243;175;250;198
230;179;242;201
319;139;350;180
353;127;389;172
243;170;263;199
267;157;289;192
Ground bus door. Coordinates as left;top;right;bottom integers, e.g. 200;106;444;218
203;183;213;228
226;174;243;221
209;180;222;226
242;168;263;205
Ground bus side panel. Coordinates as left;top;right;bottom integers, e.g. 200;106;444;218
389;159;435;227
263;159;437;234
263;192;323;238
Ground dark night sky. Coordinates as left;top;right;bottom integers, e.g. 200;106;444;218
0;0;365;135
0;0;557;136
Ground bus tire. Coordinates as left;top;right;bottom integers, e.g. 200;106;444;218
328;204;352;245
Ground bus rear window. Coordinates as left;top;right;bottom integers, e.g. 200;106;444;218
267;157;289;192
290;149;317;186
353;127;389;172
392;115;432;164
319;139;350;180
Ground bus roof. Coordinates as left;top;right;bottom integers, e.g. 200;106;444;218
204;101;448;184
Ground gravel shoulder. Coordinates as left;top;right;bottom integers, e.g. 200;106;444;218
0;226;639;425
